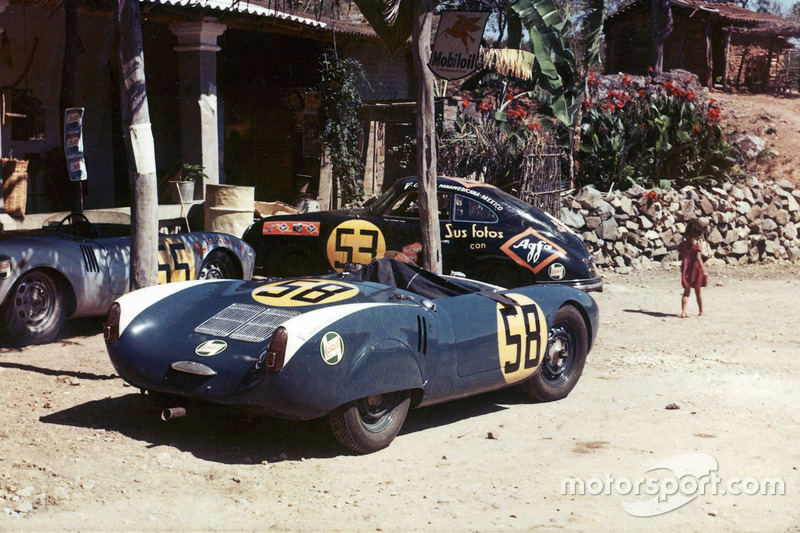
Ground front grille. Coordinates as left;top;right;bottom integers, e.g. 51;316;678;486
194;303;299;343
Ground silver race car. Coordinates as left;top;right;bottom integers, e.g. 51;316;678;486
0;212;255;346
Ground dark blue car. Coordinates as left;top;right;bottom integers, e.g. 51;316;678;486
242;177;601;291
105;258;599;454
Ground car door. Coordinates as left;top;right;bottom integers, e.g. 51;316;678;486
435;290;548;384
377;190;455;264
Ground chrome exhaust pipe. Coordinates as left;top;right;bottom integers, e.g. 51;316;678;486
161;407;187;421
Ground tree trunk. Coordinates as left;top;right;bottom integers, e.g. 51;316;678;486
412;0;442;274
651;0;673;73
115;0;159;290
60;0;83;213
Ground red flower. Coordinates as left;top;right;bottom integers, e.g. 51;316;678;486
461;97;470;107
707;108;721;123
686;91;696;101
638;89;646;97
622;74;631;85
588;73;597;87
648;66;654;73
694;125;700;132
527;121;541;131
477;101;492;112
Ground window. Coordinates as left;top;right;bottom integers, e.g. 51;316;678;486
9;92;46;142
387;191;451;220
453;194;498;223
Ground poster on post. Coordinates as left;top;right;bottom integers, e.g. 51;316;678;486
64;107;87;182
428;11;490;81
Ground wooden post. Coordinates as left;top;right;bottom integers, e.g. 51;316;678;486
412;0;442;274
115;0;159;290
705;22;713;88
723;29;731;91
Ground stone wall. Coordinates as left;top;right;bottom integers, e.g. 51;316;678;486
561;178;800;272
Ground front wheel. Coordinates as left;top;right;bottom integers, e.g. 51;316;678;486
199;250;239;279
328;391;411;454
521;305;588;402
0;270;67;346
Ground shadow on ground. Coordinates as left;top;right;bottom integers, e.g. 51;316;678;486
40;386;535;463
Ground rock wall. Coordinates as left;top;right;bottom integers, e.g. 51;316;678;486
562;178;800;271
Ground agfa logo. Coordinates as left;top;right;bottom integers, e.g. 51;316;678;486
499;228;566;275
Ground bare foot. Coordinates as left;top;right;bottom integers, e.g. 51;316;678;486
698;312;705;316
680;313;690;318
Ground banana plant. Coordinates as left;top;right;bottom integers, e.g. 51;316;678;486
509;0;607;180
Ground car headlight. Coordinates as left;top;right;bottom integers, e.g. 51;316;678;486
0;256;13;279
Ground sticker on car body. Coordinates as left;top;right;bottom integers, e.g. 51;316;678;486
496;294;547;384
252;279;359;307
158;238;197;283
499;228;566;275
326;220;386;271
262;220;320;236
195;339;228;356
320;331;344;365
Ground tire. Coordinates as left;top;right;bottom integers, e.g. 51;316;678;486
199;250;239;279
521;305;588;402
0;270;67;346
328;391;411;454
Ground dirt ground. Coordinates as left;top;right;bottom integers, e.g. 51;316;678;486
713;90;800;186
1;260;799;531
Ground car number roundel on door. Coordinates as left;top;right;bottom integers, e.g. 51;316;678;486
326;220;387;271
496;294;547;384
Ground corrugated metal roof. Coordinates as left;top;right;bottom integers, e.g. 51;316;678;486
142;0;328;29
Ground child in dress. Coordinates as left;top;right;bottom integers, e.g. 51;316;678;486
678;220;708;318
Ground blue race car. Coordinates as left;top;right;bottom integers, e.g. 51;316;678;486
104;257;598;454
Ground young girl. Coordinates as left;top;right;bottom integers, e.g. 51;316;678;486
678;220;708;318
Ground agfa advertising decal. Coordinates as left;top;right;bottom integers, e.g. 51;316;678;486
429;11;490;81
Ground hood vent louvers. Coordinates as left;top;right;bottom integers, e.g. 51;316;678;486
194;303;299;343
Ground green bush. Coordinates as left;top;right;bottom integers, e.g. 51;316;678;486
577;76;738;190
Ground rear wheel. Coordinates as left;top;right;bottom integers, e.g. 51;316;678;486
1;270;67;346
521;305;588;402
199;250;238;279
329;391;411;454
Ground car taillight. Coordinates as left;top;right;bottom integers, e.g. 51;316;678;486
104;303;121;344
265;326;288;372
0;256;12;279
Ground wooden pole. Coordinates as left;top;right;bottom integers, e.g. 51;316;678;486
723;29;731;91
115;0;159;290
412;0;442;274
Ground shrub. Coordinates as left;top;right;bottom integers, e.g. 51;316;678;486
577;77;738;190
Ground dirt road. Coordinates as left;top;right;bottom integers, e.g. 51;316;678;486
1;262;798;531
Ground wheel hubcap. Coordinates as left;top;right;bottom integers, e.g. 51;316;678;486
15;277;54;326
199;262;224;279
543;325;575;384
357;393;398;433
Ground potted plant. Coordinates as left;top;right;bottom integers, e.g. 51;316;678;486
167;163;207;204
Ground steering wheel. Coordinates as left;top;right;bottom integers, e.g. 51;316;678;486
57;213;99;238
